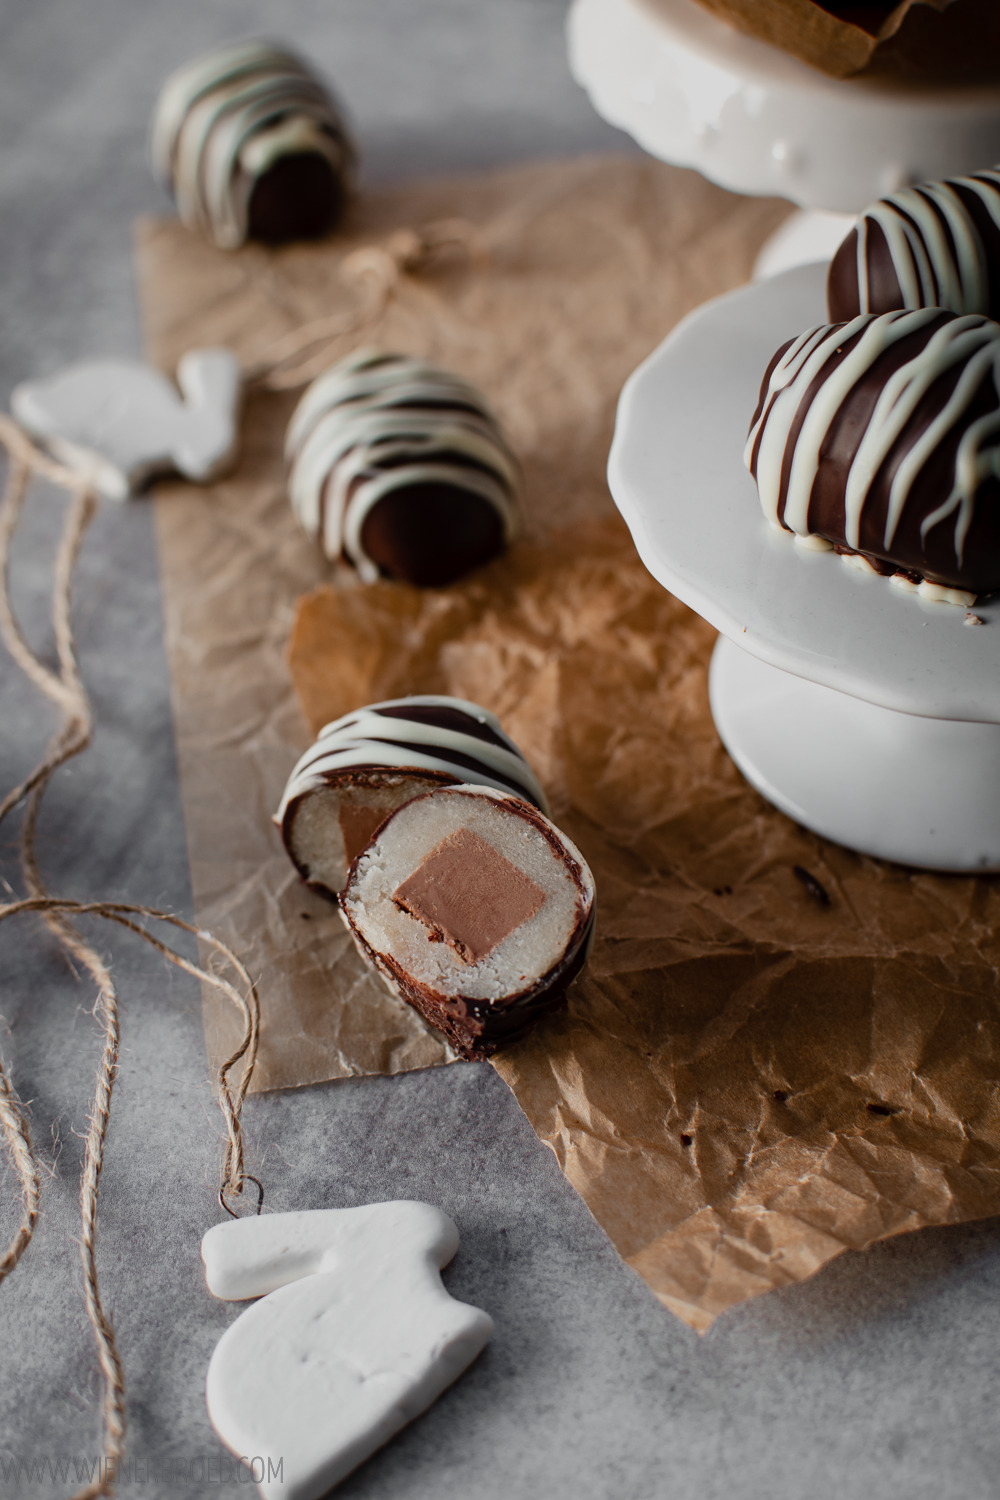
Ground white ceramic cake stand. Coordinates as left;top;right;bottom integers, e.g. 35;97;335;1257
608;260;1000;871
568;0;1000;274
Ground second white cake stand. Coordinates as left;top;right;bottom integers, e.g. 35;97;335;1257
608;262;1000;871
568;0;1000;274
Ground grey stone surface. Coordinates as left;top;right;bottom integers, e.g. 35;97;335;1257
0;3;998;1498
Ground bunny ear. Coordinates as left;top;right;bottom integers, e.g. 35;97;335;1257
170;347;243;483
202;1201;460;1300
175;347;242;417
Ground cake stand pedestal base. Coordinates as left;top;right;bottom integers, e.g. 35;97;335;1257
709;634;1000;872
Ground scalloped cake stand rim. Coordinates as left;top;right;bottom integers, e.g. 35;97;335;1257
567;0;1000;214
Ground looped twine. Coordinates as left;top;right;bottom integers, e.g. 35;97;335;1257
0;415;260;1499
341;216;489;287
219;1174;265;1219
249;216;489;392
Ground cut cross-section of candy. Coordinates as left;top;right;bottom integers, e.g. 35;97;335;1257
341;785;596;1059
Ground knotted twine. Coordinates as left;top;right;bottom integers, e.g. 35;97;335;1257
0;413;259;1500
243;216;489;391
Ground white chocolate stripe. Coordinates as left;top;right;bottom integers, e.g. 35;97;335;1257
874;185;979;311
292;409;518;505
319;698;526;748
276;698;548;822
241;113;338;174
285;355;501;457
150;40;285;180
920;401;1000;558
196;89;339;249
849;320;988;548
745;336;817;522
282;740;538;806
292;422;519;562
747;316;900;529
302;707;542;784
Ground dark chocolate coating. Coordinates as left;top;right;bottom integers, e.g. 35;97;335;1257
812;328;1000;590
247;150;346;243
359;480;506;587
356;905;595;1060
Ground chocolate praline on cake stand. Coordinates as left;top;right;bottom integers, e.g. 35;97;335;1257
746;307;1000;596
286;351;520;587
150;39;355;250
608;260;1000;872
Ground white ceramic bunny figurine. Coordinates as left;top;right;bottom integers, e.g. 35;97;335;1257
201;1201;493;1500
11;348;241;499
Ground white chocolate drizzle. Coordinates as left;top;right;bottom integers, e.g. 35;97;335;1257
286;350;520;581
888;572;976;607
850;169;1000;317
745;310;1000;584
149;39;354;250
275;695;549;827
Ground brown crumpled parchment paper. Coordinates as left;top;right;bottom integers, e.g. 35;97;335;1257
664;0;1000;83
136;154;787;1096
138;154;1000;1332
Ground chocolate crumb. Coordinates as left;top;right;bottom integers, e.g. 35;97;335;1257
965;612;985;626
793;864;831;907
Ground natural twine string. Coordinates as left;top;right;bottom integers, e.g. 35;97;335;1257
244;216;489;391
0;214;485;1489
0;412;260;1499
